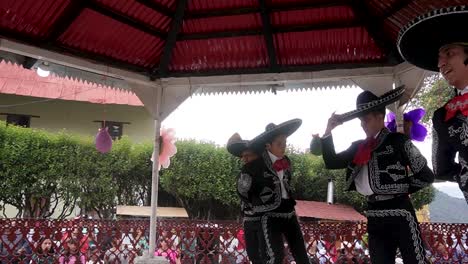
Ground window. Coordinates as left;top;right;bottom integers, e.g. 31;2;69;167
94;121;130;140
104;122;123;140
1;113;38;128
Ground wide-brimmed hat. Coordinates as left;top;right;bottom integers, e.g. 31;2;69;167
397;6;468;72
226;133;250;157
250;118;302;150
336;85;405;122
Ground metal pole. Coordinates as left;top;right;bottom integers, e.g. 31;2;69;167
148;86;162;257
393;78;405;133
326;178;334;204
396;105;405;133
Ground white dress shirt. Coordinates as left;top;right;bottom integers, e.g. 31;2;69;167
354;131;381;196
459;86;468;95
268;151;290;199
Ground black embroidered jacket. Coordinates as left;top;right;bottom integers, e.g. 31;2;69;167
237;151;295;216
320;128;434;196
432;106;468;203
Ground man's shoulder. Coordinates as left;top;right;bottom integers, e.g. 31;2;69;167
433;105;447;119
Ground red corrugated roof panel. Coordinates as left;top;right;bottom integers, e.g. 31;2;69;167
270;6;356;28
58;9;164;68
169;36;268;72
95;0;172;32
182;14;262;34
275;27;384;66
295;200;366;222
267;0;349;7
0;0;69;38
187;0;258;12
152;0;177;11
366;0;400;17
3;0;456;76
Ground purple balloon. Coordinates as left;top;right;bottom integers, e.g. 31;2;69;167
385;108;427;142
411;123;428;142
404;108;425;123
95;127;113;153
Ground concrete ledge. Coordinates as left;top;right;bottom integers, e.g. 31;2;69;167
134;252;169;264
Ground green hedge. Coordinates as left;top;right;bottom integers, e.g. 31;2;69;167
0;121;153;219
0;122;241;220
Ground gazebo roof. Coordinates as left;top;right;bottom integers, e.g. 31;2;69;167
0;0;465;79
0;1;460;119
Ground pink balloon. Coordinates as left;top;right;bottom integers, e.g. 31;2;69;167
95;127;112;153
151;128;177;170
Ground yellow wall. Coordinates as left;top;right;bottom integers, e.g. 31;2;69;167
0;94;154;143
416;204;430;222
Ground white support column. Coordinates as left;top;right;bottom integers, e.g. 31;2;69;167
149;84;162;255
130;80;192;121
134;84;168;264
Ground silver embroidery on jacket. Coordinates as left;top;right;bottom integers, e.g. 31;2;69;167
237;173;252;198
370;148;409;194
448;122;468;146
404;140;426;173
384;162;406;181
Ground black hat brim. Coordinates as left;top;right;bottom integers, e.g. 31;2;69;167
337;85;405;122
397;6;468;72
227;140;250;157
250;119;302;150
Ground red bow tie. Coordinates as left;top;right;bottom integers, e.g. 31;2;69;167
445;93;468;121
353;137;379;166
273;158;289;172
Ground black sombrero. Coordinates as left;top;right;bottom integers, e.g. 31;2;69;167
397;6;468;72
227;133;250;157
250;118;302;150
336;85;406;122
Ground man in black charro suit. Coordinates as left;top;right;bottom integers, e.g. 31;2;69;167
232;119;310;264
317;87;434;264
397;5;468;204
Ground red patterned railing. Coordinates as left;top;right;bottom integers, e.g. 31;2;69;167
0;219;466;263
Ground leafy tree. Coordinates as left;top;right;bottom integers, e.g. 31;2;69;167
0;124;80;218
408;75;454;127
160;140;240;220
123;143;153;206
410;185;436;210
333;171;368;213
0;123;137;219
289;151;334;202
76;137;153;219
75;141;118;219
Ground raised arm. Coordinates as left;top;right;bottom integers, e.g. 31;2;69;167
321;135;357;169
